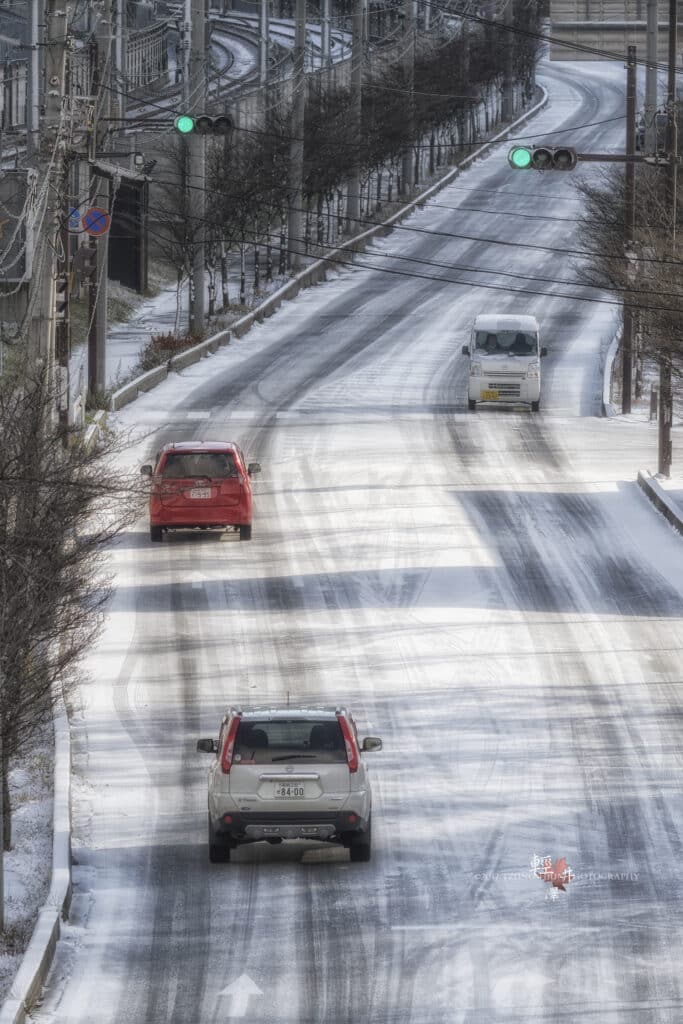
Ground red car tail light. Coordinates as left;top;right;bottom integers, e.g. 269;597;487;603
220;716;241;774
337;714;359;773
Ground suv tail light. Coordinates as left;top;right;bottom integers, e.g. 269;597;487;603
337;713;359;773
220;716;241;774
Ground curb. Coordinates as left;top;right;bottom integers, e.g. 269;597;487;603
109;87;549;413
0;703;72;1024
636;470;683;537
0;89;551;1023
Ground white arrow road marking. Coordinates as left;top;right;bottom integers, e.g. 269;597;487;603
218;974;263;1018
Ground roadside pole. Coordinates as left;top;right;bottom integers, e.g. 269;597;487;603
321;0;331;73
288;0;306;269
259;0;269;86
88;5;113;397
645;0;658;155
346;0;364;228
400;0;414;195
501;0;514;122
27;0;40;158
658;0;678;477
29;1;70;380
189;0;207;332
622;45;637;414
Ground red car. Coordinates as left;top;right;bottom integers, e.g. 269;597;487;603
141;441;261;543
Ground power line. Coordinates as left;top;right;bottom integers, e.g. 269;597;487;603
139;172;683;269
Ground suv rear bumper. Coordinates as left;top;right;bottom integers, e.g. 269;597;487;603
213;810;368;843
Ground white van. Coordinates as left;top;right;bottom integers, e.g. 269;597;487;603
462;314;547;412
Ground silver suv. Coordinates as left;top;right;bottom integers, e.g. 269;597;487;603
197;706;382;863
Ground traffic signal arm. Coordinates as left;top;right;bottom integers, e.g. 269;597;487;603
508;146;655;169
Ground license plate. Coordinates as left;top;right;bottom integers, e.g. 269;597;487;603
481;389;499;401
274;784;306;799
189;487;211;499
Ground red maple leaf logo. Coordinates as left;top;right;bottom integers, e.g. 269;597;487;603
536;856;573;891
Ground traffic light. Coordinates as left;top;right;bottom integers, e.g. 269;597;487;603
173;114;232;136
55;274;68;318
507;145;578;171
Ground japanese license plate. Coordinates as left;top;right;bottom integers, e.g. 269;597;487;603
481;389;499;401
189;487;211;499
274;784;306;799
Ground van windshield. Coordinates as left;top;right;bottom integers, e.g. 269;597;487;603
475;330;538;356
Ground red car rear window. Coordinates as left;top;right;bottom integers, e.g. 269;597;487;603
160;452;238;479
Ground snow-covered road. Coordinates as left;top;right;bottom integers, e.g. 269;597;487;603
34;57;683;1024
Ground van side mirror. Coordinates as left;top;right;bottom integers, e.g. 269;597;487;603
247;462;261;476
540;347;547;357
196;738;218;753
140;464;153;477
461;345;470;356
362;737;382;752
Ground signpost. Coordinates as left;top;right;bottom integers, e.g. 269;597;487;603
82;207;111;237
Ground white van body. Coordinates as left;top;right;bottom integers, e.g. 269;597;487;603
463;314;546;411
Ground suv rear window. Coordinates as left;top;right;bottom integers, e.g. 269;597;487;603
160;452;238;479
233;719;346;764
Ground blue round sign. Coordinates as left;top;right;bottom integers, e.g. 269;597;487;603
82;207;111;237
68;207;81;231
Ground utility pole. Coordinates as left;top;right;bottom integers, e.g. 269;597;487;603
189;0;207;332
88;4;113;397
113;0;125;123
27;0;40;157
29;1;70;372
645;0;658;154
622;45;637;415
400;0;414;196
258;0;269;86
321;0;331;72
658;0;678;477
501;0;514;122
288;0;306;269
346;0;364;228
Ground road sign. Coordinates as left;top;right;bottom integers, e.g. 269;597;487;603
82;207;111;237
68;207;82;232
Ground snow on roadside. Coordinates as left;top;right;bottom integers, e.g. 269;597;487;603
0;720;53;1002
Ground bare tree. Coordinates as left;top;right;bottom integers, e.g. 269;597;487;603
0;355;141;865
575;164;683;383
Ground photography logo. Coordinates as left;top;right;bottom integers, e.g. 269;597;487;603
532;854;574;901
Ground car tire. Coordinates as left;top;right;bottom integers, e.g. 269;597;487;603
239;524;252;542
150;526;163;543
468;399;476;412
531;399;540;412
349;818;372;863
208;816;231;863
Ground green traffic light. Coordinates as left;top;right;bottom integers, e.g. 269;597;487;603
508;146;533;169
174;115;195;135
